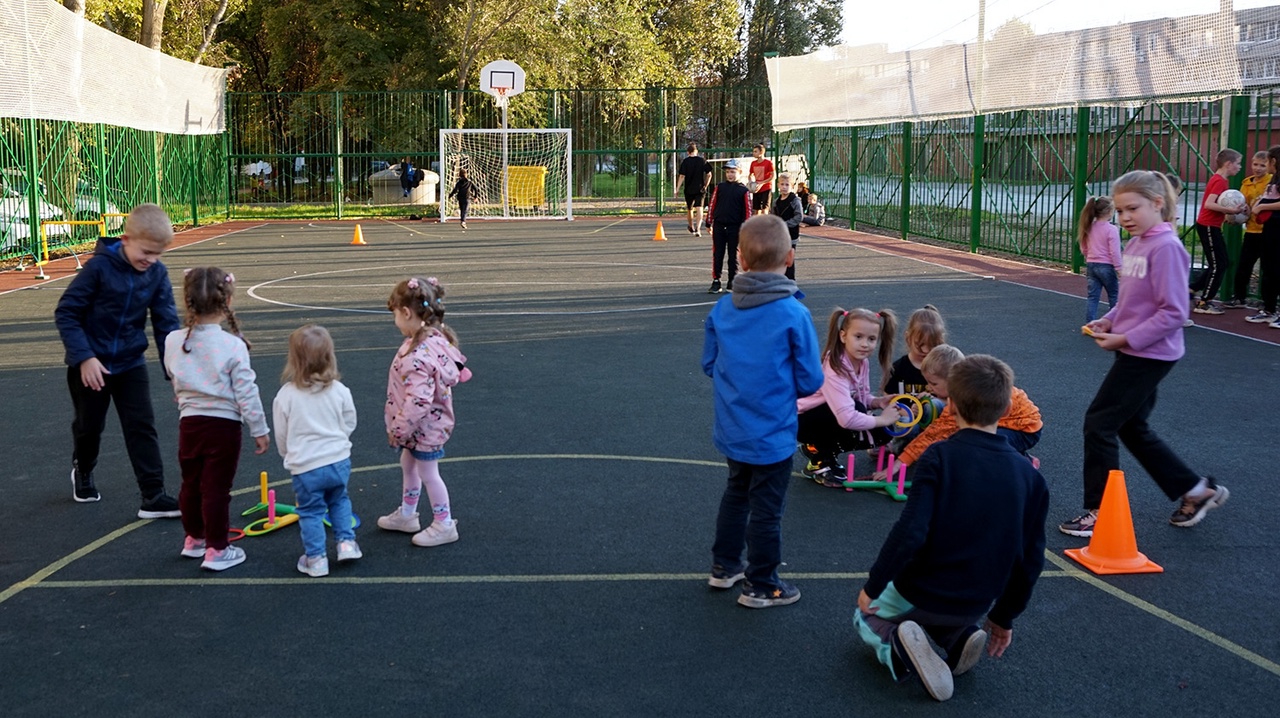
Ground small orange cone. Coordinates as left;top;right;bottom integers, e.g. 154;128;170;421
351;224;367;245
1065;470;1163;575
652;221;667;241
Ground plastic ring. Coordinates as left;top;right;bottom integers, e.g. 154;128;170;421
322;513;362;529
890;393;924;429
242;512;300;536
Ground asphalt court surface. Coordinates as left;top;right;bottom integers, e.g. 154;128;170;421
1;217;1278;715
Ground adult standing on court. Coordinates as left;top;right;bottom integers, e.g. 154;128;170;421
749;143;774;215
675;143;713;236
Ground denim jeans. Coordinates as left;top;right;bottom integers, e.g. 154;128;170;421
1085;262;1119;322
711;457;793;588
291;458;356;557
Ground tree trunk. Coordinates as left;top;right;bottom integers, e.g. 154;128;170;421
141;0;168;50
193;0;231;65
62;0;85;15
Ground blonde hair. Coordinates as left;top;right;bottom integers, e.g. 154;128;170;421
387;276;457;354
920;344;964;378
821;307;898;382
1077;196;1115;253
282;324;340;388
123;203;174;245
1112;171;1178;223
739;215;791;270
777;172;792;184
904;304;947;354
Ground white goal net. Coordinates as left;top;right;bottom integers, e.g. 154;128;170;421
439;129;573;221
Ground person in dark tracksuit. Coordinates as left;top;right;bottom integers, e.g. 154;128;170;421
54;203;183;518
448;168;475;229
706;159;752;293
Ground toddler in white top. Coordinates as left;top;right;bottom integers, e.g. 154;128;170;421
273;324;360;577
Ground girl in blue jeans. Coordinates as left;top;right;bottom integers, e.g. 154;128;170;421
273;325;361;577
1078;195;1122;323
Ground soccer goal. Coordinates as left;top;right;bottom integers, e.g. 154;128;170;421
439;129;573;221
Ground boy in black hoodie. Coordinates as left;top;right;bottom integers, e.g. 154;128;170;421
55;203;183;518
705;159;752;293
854;355;1048;701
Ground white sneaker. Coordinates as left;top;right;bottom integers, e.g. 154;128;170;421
336;540;363;562
376;510;420;533
181;536;206;559
1245;311;1276;324
411;520;459;547
201;545;246;571
297;554;330;577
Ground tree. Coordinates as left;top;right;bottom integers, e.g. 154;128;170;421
735;0;843;84
63;1;85;16
141;0;168;50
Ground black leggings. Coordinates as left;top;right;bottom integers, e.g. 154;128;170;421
1190;223;1227;302
797;401;893;465
1232;232;1264;302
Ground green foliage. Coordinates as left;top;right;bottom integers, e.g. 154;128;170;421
738;0;844;83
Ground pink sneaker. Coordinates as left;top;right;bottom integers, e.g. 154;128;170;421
180;536;206;559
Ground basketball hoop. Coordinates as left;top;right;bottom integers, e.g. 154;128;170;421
493;87;510;108
480;60;525;106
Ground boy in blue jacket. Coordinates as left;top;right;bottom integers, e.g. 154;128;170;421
702;214;824;608
855;354;1048;701
54;203;183;518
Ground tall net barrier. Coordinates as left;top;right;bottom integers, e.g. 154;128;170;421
767;3;1273;130
439;130;572;220
0;0;228;263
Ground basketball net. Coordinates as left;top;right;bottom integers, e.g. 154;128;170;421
494;87;509;108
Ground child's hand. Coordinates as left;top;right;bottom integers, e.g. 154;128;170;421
79;357;110;391
387;432;396;447
857;589;878;615
1085;318;1111;335
253;434;270;455
985;620;1013;657
878;404;903;427
871;470;889;482
1090;331;1129;351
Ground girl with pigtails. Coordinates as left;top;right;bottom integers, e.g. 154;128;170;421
378;276;471;547
795;308;903;487
163;267;270;572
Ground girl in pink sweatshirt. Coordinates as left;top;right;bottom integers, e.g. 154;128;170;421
1078;196;1123;323
377;276;470;547
1060;171;1228;539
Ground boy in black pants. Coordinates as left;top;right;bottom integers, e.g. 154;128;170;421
703;215;823;607
705;159;752;293
855;355;1048;701
55;203;183;518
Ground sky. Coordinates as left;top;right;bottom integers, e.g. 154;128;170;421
839;0;1278;51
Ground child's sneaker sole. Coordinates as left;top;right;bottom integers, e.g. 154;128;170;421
707;569;746;589
376;511;421;533
1170;484;1229;527
411;521;459;547
898;621;954;701
951;628;987;676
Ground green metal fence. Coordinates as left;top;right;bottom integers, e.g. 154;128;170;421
1;119;225;262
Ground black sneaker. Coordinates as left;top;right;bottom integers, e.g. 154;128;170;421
708;564;746;589
948;625;987;676
72;466;100;503
1222;298;1246;309
138;492;182;519
896;621;954;701
726;279;734;292
1170;477;1229;527
707;279;721;294
737;579;801;608
1058;511;1097;537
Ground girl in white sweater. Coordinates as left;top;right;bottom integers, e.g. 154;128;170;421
273;324;360;577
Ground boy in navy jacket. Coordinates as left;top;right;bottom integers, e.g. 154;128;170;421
855;354;1048;701
54;203;183;518
702;215;823;608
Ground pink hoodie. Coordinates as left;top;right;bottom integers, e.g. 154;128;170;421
796;351;880;431
1103;222;1189;361
385;329;469;450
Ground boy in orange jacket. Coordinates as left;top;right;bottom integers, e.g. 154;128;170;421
873;345;1042;480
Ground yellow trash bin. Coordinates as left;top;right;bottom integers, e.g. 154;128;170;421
506;165;547;209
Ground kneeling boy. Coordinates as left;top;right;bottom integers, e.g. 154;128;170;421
855;355;1048;701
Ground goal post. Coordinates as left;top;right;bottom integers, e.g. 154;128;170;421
439;129;573;222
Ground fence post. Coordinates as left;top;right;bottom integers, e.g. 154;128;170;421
807;126;816;190
334;91;344;220
1071;106;1090;274
95;123;109;219
901;122;912;240
1223;94;1251;291
655;87;666;216
188;134;200;227
849;127;858;226
970;114;985;253
21;118;40;260
147;131;161;204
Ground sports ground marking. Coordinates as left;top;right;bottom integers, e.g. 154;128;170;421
2;452;1277;680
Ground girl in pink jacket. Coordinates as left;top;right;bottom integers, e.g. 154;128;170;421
377;276;470;547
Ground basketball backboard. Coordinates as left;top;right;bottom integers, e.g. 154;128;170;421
480;60;526;104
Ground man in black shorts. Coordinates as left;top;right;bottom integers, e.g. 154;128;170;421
675;143;712;236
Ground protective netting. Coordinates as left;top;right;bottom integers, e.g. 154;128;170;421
768;2;1279;131
0;0;227;134
439;129;573;220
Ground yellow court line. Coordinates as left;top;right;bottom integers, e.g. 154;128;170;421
1045;551;1280;678
589;218;630;234
0;520;150;604
27;570;1073;590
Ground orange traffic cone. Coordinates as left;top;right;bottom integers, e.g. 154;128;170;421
1065;470;1163;575
652;221;667;241
351;224;367;245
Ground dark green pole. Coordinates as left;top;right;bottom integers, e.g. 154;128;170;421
1223;94;1251;288
147;131;161;204
21;118;40;261
849;127;858;226
95;123;109;219
1071;106;1090;273
970;114;985;253
188;134;200;227
807;126;816;195
656;87;666;216
335;91;344;220
901;122;913;240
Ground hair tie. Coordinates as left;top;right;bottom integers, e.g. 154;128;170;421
407;278;419;290
225;273;235;283
427;277;439;287
182;268;192;276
